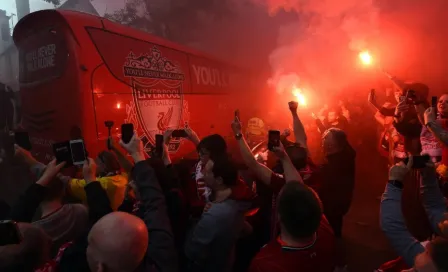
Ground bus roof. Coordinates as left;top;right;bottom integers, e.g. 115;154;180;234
13;9;251;71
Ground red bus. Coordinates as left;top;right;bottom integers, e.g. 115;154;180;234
13;9;263;162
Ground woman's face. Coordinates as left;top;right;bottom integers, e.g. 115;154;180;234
438;94;448;116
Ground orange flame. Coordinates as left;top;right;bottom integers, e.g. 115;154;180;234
292;86;307;107
359;51;372;65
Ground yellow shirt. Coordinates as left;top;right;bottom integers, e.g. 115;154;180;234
68;173;128;211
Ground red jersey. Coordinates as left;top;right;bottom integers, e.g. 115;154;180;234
249;218;336;272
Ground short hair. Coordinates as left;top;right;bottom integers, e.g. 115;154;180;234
324;128;352;150
429;237;448;271
43;177;65;201
197;134;227;156
211;156;238;187
98;151;121;174
277;182;322;239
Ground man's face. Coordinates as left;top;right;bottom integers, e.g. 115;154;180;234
438;94;448;116
394;89;403;103
327;111;337;123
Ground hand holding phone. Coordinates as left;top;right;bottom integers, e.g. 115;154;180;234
432;96;438;116
121;123;134;144
155;134;163;158
69;139;87;166
268;130;281;151
0;220;22;246
235;110;240;121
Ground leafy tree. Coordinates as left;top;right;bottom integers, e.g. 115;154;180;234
105;0;234;43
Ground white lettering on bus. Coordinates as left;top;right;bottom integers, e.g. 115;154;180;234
192;65;233;88
25;44;56;72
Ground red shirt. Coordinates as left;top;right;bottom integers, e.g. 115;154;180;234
249;218;336;272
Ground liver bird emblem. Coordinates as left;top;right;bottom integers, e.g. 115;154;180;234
157;107;173;131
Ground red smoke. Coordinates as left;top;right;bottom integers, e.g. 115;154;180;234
250;0;448;96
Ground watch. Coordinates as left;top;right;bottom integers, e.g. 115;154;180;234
388;180;404;189
235;133;243;140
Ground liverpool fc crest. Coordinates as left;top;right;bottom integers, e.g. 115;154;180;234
123;46;189;155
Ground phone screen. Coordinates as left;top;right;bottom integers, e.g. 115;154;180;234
0;220;22;246
70;140;86;165
14;131;32;151
268;130;281;151
172;129;187;138
155;134;163;158
53;141;72;166
432;96;438;115
121;124;134;144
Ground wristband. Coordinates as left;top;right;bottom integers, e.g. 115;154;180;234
388;180;404;189
235;133;242;140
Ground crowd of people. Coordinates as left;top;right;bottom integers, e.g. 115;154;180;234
0;81;447;272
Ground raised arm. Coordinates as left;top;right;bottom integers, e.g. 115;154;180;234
273;143;302;183
120;133;178;271
288;101;308;149
420;162;447;235
109;137;134;173
380;158;425;267
231;114;274;185
10;159;65;222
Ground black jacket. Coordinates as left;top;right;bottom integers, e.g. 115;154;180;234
131;161;178;272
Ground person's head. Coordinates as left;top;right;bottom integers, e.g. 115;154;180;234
322;128;350;155
277;182;322;240
412;236;448;272
327;108;340;123
95;151;121;176
197;134;227;164
0;223;52;271
86;212;148;272
394;87;404;103
203;156;238;191
438;94;448;117
276;140;308;171
43;177;66;202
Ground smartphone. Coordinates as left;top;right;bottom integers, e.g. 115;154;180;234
53;141;72;166
403;155;430;169
155;134;164;158
172;129;188;138
432;96;438;116
268;130;281;151
14;131;32;151
121;123;134;144
69;139;87;166
0;220;22;246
